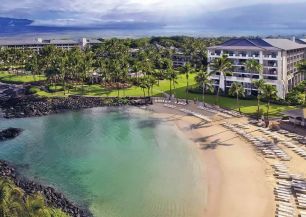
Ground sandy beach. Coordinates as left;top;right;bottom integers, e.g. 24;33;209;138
149;103;275;217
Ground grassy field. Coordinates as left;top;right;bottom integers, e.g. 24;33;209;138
0;71;46;84
32;73;296;116
35;73;195;97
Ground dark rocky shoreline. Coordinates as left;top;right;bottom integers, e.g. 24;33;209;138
0;160;92;217
0;95;152;118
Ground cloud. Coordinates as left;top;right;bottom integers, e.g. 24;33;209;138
0;0;304;27
191;2;306;30
0;0;306;36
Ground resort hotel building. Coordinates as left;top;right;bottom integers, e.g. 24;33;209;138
0;37;101;51
208;38;306;99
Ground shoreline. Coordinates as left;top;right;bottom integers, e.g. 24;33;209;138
0;94;152;119
0;102;276;217
148;103;275;217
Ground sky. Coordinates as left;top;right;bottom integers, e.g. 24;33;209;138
0;0;306;36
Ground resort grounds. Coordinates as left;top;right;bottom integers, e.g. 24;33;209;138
149;99;306;217
1;70;306;217
0;71;296;117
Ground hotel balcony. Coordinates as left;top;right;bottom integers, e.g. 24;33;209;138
263;55;278;59
263;68;277;75
211;73;279;84
263;52;279;60
209;51;261;59
263;60;278;68
227;53;260;59
232;60;248;66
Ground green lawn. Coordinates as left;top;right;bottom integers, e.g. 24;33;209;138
173;88;295;116
34;73;296;116
0;72;296;116
0;71;46;84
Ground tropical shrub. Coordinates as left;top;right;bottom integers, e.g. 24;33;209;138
286;90;305;105
0;178;69;217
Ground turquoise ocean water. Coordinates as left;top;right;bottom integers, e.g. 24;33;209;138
0;107;206;217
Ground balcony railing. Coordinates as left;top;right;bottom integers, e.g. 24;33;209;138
263;55;278;59
210;53;261;58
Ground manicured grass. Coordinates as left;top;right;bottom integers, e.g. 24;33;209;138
34;73;296;116
37;74;197;97
0;71;46;84
172;87;295;116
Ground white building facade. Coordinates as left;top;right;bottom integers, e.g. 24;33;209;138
0;38;101;51
207;38;306;99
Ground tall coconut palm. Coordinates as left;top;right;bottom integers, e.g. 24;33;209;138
182;62;192;99
137;77;148;97
104;38;129;97
97;58;108;84
58;50;69;95
253;79;266;120
67;47;82;91
25;51;39;81
147;75;157;96
164;58;177;98
210;54;232;105
229;82;245;114
79;50;93;94
245;59;263;95
195;70;213;106
261;84;278;124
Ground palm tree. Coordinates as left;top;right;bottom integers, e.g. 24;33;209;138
137;77;148;97
0;178;25;217
25;193;52;217
66;47;82;91
25;51;39;81
245;59;263;95
261;84;278;125
79;50;93;94
210;54;232;105
97;58;108;84
165;59;177;99
138;50;151;77
182;62;192;99
194;70;213;106
147;75;157;96
229;82;245;114
253;79;266;120
57;50;69;95
103;38;129;97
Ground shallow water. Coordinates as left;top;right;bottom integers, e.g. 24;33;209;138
0;107;206;217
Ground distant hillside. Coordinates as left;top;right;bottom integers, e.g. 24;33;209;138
0;17;33;27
